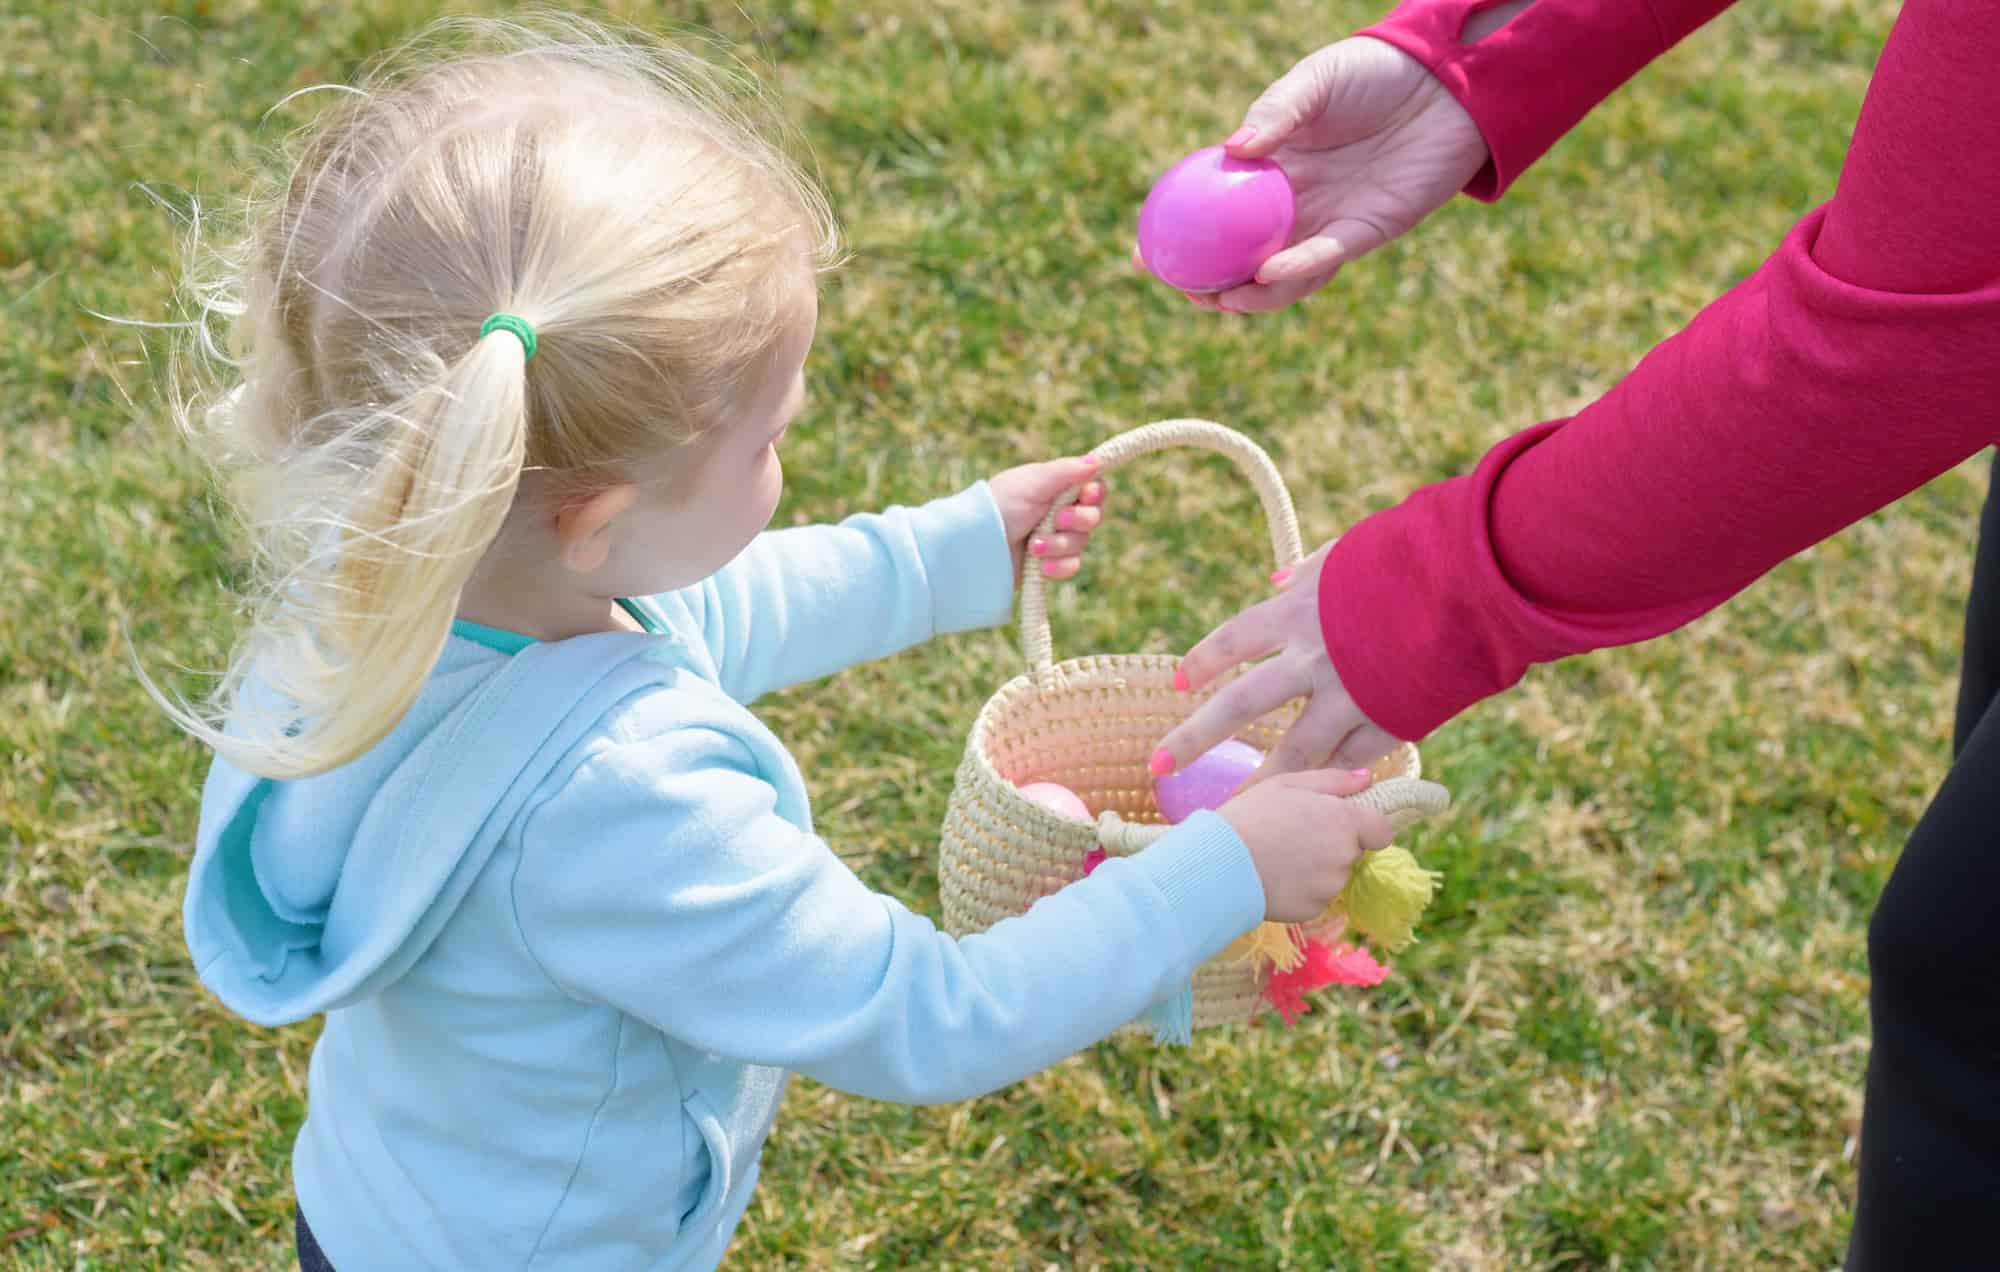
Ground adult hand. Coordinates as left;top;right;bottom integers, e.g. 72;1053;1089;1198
1152;542;1402;782
1135;35;1489;314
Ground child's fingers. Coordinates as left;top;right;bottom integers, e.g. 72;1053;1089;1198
1028;531;1090;558
1076;481;1106;507
1039;555;1083;580
1053;504;1101;533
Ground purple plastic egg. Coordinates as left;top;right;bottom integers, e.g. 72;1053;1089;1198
1019;781;1091;820
1155;738;1265;825
1137;146;1296;293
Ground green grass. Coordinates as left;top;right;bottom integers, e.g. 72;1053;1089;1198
0;0;1971;1266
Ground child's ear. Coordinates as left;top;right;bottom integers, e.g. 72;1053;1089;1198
553;482;639;575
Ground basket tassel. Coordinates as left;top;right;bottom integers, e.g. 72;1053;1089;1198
1341;844;1442;953
1140;981;1195;1045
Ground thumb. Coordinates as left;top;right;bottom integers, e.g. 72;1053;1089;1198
1227;54;1333;157
1264;765;1376;799
1020;454;1101;502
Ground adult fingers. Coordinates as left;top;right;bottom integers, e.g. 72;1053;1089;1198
1211;272;1335;314
1226;51;1337;158
1153;656;1304;777
1243;686;1364;785
1174;598;1287;694
1254;233;1351;285
1328;723;1400;771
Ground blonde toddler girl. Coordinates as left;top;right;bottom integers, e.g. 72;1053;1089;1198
164;18;1393;1270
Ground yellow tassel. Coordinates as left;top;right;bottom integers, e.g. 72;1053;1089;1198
1339;845;1441;953
1225;921;1307;973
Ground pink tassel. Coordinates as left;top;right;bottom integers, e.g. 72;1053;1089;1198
1322;942;1389;986
1261;940;1390;1025
1263;979;1311;1026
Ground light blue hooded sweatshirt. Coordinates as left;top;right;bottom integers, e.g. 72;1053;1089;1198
185;483;1266;1270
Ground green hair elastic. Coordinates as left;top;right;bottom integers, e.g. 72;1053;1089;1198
479;312;537;362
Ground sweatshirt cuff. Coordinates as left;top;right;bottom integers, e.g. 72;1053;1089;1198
1126;809;1266;972
914;482;1017;636
1359;0;1701;202
1317;419;1571;742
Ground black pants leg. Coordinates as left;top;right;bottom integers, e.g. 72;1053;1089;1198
1954;453;2000;759
1848;454;2000;1268
296;1208;336;1272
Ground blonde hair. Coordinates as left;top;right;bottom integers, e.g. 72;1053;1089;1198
153;14;839;779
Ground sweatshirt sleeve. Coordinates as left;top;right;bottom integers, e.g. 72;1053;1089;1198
1322;0;2000;742
1360;0;1738;200
508;713;1265;1104
672;482;1016;705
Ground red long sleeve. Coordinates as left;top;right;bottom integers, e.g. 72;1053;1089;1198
1361;0;1736;200
1321;0;2000;743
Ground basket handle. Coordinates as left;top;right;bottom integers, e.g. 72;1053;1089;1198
1019;419;1304;682
1095;775;1453;855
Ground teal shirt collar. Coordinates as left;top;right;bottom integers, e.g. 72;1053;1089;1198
451;600;657;655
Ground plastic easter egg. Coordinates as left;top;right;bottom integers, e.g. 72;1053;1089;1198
1019;781;1091;820
1155;738;1264;824
1137;145;1296;293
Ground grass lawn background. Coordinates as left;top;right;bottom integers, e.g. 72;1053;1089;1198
2;0;1978;1266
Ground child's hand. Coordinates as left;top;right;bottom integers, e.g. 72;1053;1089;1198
987;456;1107;585
1217;767;1394;922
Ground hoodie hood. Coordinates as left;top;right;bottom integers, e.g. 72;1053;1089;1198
185;631;691;1026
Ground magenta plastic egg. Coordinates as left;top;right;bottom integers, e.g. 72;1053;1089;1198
1137;145;1296;293
1155;739;1265;824
1018;781;1091;820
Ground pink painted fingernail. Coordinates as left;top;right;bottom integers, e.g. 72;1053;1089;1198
1224;126;1257;149
1081;454;1101;468
1172;666;1190;693
1041;560;1063;578
1350;768;1372;780
1271;567;1293;587
1029;537;1047;556
1055;510;1075;531
1148;748;1175;777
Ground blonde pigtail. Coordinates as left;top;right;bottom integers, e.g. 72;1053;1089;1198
154;329;531;778
144;15;841;780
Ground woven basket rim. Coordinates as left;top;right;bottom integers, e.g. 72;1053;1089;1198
964;652;1180;791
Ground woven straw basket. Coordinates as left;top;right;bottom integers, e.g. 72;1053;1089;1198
939;419;1451;1033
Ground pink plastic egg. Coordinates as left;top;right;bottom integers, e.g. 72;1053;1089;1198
1155;739;1265;824
1019;781;1091;820
1137;145;1296;293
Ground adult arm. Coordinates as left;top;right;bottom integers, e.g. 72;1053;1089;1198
1324;0;2000;741
1361;0;1740;200
1190;0;1738;311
